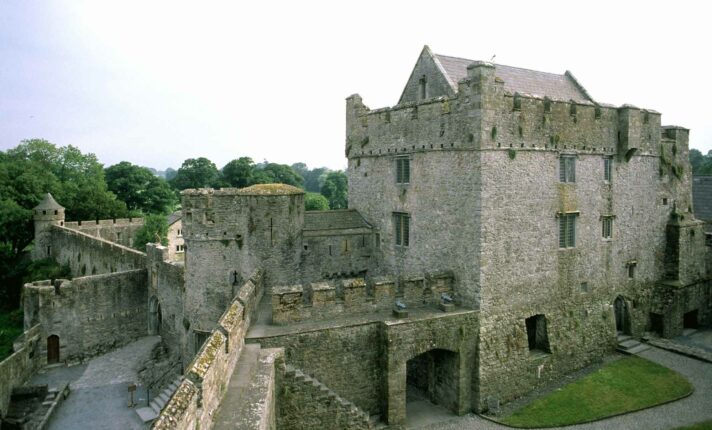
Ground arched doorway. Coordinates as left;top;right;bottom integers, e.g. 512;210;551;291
405;349;459;424
47;335;60;364
614;296;630;334
149;296;162;335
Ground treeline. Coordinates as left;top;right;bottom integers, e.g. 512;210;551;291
690;149;712;175
0;139;347;309
164;157;347;210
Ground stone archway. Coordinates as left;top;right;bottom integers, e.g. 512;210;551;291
614;296;631;334
406;349;460;415
149;296;162;335
47;335;60;364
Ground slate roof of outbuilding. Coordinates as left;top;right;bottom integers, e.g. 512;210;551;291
34;193;63;210
433;53;592;103
693;176;712;222
304;210;372;231
167;210;182;226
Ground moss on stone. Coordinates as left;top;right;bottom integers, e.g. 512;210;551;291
238;184;305;196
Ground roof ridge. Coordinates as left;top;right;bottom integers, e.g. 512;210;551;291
435;52;567;78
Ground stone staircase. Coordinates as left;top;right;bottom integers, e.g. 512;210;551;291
283;365;374;429
136;376;183;423
616;332;650;355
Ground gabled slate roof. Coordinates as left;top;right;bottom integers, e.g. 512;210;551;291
167;210;182;226
304;210;372;231
693;176;712;222
433;53;592;103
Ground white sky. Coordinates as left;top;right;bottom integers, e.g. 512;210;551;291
1;1;710;171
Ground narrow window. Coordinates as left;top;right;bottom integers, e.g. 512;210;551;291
54;210;58;215
419;76;427;100
116;232;122;240
603;157;612;182
559;213;577;248
628;262;636;279
396;157;410;184
559;155;576;183
662;198;668;205
46;246;51;257
394;212;410;246
328;245;332;256
270;218;274;245
543;98;551;113
602;216;613;239
513;93;521;111
525;315;550;352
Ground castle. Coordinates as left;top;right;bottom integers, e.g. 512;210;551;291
2;46;711;429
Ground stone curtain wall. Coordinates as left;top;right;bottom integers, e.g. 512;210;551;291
279;366;371;430
23;270;148;362
49;225;146;277
0;325;42;421
272;273;454;324
152;270;274;430
300;231;376;282
255;322;384;414
63;217;144;248
146;244;187;365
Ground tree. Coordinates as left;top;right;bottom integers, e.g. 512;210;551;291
222;157;255;188
133;214;169;250
690;149;712;175
321;171;348;209
0;139;128;307
170;157;220;190
253;163;304;187
305;192;329;211
105;162;177;214
292;163;330;192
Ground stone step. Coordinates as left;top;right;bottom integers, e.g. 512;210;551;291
618;339;641;350
617;334;632;342
624;344;651;355
136;406;158;423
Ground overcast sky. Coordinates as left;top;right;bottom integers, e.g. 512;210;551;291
1;1;710;171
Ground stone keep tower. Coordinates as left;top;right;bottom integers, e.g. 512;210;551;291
32;193;65;261
181;185;305;338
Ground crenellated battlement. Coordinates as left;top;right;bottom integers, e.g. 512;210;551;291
271;271;455;324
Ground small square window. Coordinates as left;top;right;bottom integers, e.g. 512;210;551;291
559;156;576;183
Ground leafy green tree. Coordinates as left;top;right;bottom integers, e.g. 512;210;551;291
690;149;712;175
133;214;169;250
222;157;255;188
305;192;330;211
321;171;348;209
105;162;176;214
170;157;220;190
165;167;177;181
292;163;330;192
253;163;303;187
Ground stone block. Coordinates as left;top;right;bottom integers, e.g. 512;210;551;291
311;282;336;308
342;278;367;308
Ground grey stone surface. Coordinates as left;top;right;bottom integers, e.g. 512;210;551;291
29;336;159;430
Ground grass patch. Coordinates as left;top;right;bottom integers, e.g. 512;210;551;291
501;356;693;428
0;308;24;361
674;421;712;430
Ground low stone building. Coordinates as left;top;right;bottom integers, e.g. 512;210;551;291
3;46;710;429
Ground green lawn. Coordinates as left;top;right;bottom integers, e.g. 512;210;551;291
501;356;693;428
674;421;712;430
0;309;24;361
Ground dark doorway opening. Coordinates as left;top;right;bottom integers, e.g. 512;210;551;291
525;315;551;353
649;313;664;336
614;296;630;334
405;349;459;422
47;335;59;364
683;310;699;329
149;296;162;336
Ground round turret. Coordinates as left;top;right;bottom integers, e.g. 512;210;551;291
32;193;65;260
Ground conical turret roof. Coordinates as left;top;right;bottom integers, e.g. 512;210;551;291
34;193;64;210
